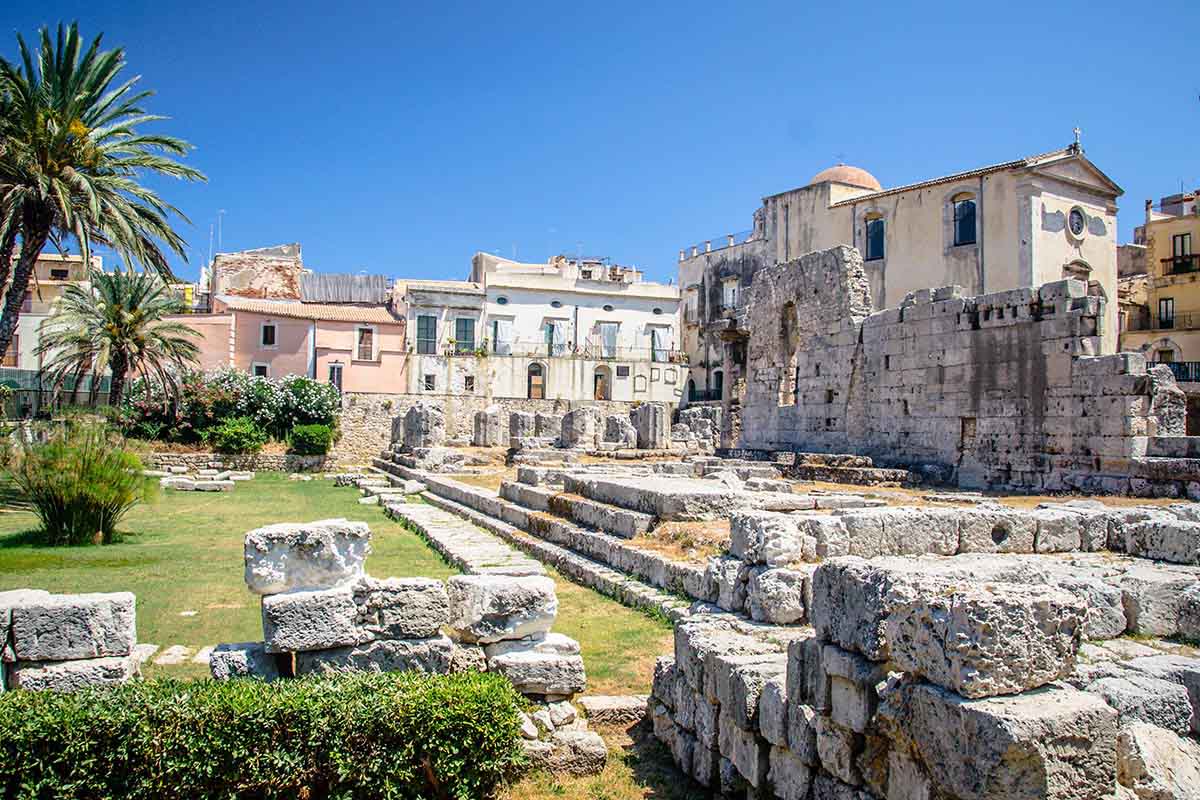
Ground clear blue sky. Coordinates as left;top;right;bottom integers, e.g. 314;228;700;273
12;1;1199;284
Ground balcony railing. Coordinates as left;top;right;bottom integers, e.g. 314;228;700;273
1150;361;1200;383
688;387;722;403
1127;311;1200;332
416;338;688;363
1163;255;1200;275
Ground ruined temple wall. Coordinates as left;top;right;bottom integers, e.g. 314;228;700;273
739;246;1188;493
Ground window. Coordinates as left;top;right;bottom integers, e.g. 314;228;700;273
491;318;513;355
416;315;436;354
652;307;663;315
712;370;724;398
496;296;509;305
616;365;630;378
722;280;738;309
1;334;17;367
603;304;614;312
1159;298;1175;329
550;300;563;309
50;268;69;280
328;363;343;392
953;197;976;246
260;323;277;348
454;318;475;353
527;363;545;399
1068;207;1086;237
1157;349;1175;363
650;327;669;363
464;375;475;393
544;319;568;356
423;374;436;391
1173;233;1192;257
355;326;375;361
252;363;269;378
581;270;593;279
597;322;619;358
865;217;885;261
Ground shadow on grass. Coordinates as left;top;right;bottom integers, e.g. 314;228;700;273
0;479;30;512
620;720;709;800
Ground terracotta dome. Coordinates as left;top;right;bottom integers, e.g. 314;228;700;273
808;164;882;191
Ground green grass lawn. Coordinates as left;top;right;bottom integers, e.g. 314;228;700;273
0;474;672;691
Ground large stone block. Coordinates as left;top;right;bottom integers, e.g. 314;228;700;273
713;652;787;730
262;586;363;653
509;411;536;440
823;645;889;732
209;642;281;681
885;582;1083;698
769;745;814;800
633;404;668;449
10;592;136;662
877;681;1118;800
759;674;789;747
729;511;813;566
1116;722;1200;800
1;589;51;661
9;654;138;691
561;407;599;450
1124;519;1200;565
1086;674;1193;734
244;518;371;595
1119;565;1199;637
487;645;587;696
1125;654;1200;734
747;567;807;624
294;635;453;675
810;557;937;661
957;508;1036;554
603;415;637;448
355;577;450;640
401;403;445;450
483;631;580;660
472;406;502;447
447;575;557;643
717;713;768;788
815;714;861;786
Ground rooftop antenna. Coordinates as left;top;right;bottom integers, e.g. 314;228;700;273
207;223;214;266
1072;127;1082;152
217;209;226;251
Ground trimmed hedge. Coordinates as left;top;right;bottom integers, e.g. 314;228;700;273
0;670;525;799
290;423;334;455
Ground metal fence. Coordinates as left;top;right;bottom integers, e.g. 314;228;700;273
1150;361;1200;383
681;229;755;258
0;368;112;418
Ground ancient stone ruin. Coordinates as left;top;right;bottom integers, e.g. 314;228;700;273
1;590;141;692
149;466;255;493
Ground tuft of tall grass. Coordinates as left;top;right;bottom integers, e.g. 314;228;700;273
8;421;153;545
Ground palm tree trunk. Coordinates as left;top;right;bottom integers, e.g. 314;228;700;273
109;351;129;409
0;211;52;364
0;228;17;305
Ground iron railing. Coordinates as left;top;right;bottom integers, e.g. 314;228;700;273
1126;311;1200;332
1163;255;1200;275
419;338;689;363
1150;361;1200;383
680;229;755;259
688;387;722;403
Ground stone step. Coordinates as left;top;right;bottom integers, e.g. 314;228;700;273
499;480;655;539
382;502;546;577
783;463;911;486
416;491;692;624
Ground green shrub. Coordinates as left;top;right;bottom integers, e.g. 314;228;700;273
208;416;269;454
290;423;334;455
0;670;524;800
7;422;152;546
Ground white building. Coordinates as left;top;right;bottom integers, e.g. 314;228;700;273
397;253;684;403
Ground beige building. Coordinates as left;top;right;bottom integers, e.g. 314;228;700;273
679;140;1124;407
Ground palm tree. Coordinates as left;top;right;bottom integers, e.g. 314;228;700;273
0;22;205;363
36;269;201;408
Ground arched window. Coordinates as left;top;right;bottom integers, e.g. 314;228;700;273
952;193;976;246
593;366;612;400
527;363;545;399
712;370;724;399
687;378;696;402
864;214;885;261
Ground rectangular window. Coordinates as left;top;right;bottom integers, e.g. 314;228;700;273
1174;233;1192;257
252;363;269;378
1157;349;1175;363
616;365;630;378
50;268;69;280
953;199;977;246
545;320;567;357
261;323;276;348
464;375;475;393
865;218;885;261
491;318;513;355
423;374;436;391
356;327;374;361
1;334;17;367
597;322;619;358
722;280;738;309
650;327;670;363
416;315;437;354
328;363;343;392
581;269;593;280
454;318;475;353
1159;297;1175;329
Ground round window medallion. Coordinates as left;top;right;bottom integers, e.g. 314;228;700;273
603;304;614;312
652;308;663;315
1068;207;1086;238
551;300;563;309
495;296;508;305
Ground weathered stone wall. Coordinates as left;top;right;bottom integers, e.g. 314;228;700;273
142;452;331;472
739;245;1195;495
334;393;661;463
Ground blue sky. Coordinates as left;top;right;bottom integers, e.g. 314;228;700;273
11;1;1199;284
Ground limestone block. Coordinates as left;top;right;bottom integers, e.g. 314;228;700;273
531;729;608;776
0;589;50;661
787;702;820;765
10;592;136;662
449;642;487;673
810;773;870;800
509;411;536;440
1116;722;1200;800
487;647;587;696
707;556;747;613
1086;674;1193;734
1124;519;1200;565
759;674;788;748
885;582;1083;698
603;415;637;448
209;642;281;681
1032;509;1083;553
651;656;676;705
472;406;502;447
713;653;787;730
815;715;861;786
1119;565;1198;637
806;515;850;558
355;576;449;640
769;746;814;800
483;632;580;659
243;518;371;595
875;507;960;556
886;751;933;800
717;713;768;788
8;654;138;691
957;508;1036;554
577;694;648;726
1055;575;1128;641
877;681;1117;800
786;633;827;713
810;558;929;661
294;635;453;675
560;408;598;450
402;403;445;450
729;511;811;566
1122;655;1200;736
261;586;364;653
535;412;562;439
747;567;807;624
446;575;557;643
1180;584;1200;641
632;404;668;449
823;645;889;732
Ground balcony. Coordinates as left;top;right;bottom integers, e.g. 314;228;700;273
688;387;722;403
1150;361;1200;383
1163;255;1200;276
1127;311;1200;332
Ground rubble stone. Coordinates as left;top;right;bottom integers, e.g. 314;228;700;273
747;567;807;624
729;511;813;566
1116;722;1200;800
209;642;281;681
446;575;557;643
1086;674;1193;734
243;518;371;595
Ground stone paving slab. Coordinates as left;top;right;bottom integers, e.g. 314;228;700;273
384;503;546;577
